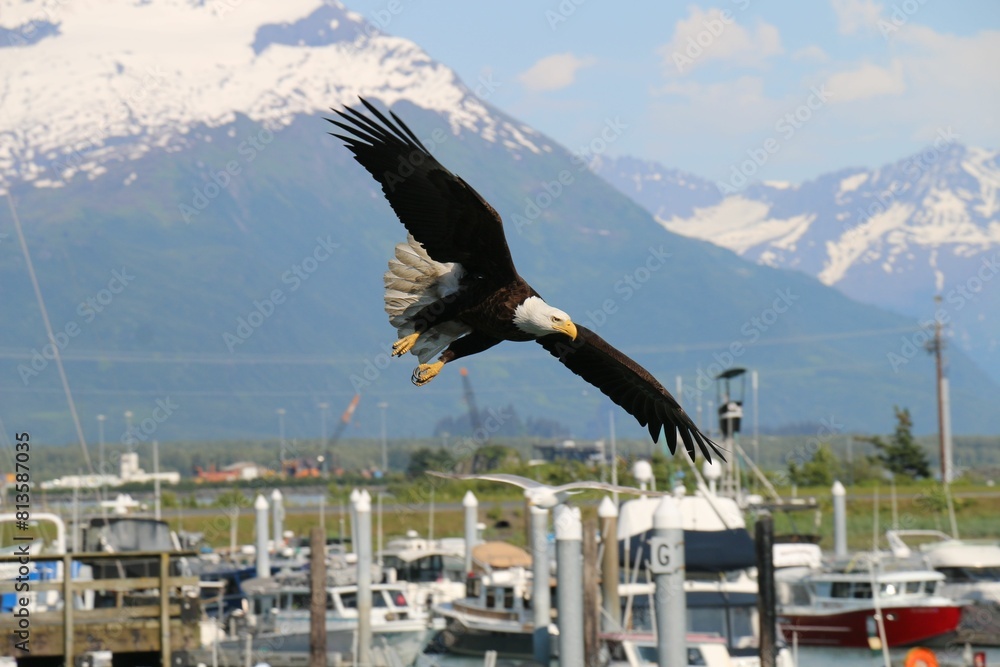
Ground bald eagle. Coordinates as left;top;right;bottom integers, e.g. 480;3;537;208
328;99;721;461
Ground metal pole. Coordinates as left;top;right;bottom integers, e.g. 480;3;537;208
377;492;384;567
554;504;584;667
378;401;388;472
277;407;286;464
153;439;161;521
255;494;270;578
530;506;551;664
309;526;326;667
355;489;373;666
463;491;478;577
832;481;847;558
609;411;618;506
349;488;360;554
599;496;621;631
652;495;685;667
229;508;238;558
756;513;776;667
271;489;284;552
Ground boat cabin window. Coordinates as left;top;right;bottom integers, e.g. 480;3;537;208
467;577;480;599
879;583;898;596
830;581;872;599
905;580;922;594
288;592;312;610
486;588;497;608
340;592;356;609
503;588;515;609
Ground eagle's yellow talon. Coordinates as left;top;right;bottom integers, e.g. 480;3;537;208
393;333;420;357
412;361;444;386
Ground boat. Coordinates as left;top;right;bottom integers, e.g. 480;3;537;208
775;553;964;648
430;541;540;659
210;571;431;666
379;531;468;610
886;529;1000;604
603;631;794;667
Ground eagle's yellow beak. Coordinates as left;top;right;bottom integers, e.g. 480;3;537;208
553;320;578;341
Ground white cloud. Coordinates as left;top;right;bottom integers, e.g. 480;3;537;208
793;45;830;63
658;7;782;75
824;60;906;103
830;0;884;35
517;53;596;92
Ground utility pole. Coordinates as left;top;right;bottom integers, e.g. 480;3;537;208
926;296;951;483
378;401;388;472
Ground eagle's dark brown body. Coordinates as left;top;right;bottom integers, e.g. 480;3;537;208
329;99;722;461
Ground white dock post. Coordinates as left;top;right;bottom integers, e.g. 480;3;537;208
463;490;479;577
599;496;621;630
355;489;373;666
833;481;847;558
652;495;685;667
271;488;284;551
254;494;270;578
554;504;584;666
530;505;551;664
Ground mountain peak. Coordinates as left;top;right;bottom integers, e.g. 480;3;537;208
0;0;547;193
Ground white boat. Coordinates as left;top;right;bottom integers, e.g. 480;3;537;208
211;573;432;666
430;542;538;659
775;553;964;648
380;532;468;611
886;529;1000;604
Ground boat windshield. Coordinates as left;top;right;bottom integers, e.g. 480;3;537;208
939;566;1000;583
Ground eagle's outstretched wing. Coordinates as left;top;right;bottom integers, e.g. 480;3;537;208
328;98;517;282
537;325;723;462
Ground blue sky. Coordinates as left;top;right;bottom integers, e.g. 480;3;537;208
344;0;999;184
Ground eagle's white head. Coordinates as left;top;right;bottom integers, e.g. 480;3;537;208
513;296;578;340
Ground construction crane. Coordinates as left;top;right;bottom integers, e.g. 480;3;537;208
459;367;483;435
326;394;360;472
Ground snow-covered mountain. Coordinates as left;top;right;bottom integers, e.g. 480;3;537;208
0;0;549;191
593;146;1000;384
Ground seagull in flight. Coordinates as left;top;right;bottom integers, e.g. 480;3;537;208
428;471;656;509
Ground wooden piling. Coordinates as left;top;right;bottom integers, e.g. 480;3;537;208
583;518;599;666
160;552;171;667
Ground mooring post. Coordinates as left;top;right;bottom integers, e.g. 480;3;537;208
530;505;551;664
598;496;621;631
271;488;284;552
63;553;73;665
583;518;599;666
355;489;373;666
833;480;847;558
555;504;584;666
463;490;478;577
254;494;270;578
652;494;685;667
349;488;360;554
309;526;327;667
160;551;171;667
756;513;777;667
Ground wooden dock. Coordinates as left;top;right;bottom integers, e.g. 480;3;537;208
0;550;202;665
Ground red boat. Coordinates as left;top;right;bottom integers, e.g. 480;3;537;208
776;566;963;648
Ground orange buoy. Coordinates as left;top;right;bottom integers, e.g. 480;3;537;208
904;647;939;667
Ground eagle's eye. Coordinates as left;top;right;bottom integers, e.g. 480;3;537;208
551;316;562;323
